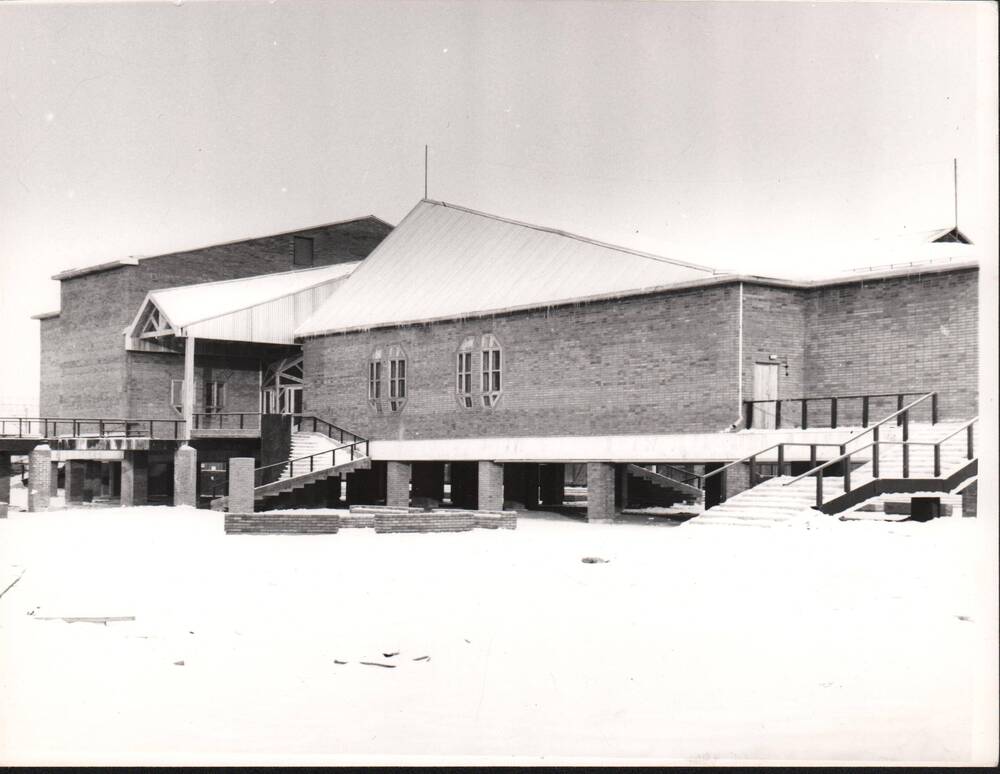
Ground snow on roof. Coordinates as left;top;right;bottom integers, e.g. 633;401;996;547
126;262;360;345
295;200;721;337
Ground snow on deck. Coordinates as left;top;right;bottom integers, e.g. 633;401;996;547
0;505;993;765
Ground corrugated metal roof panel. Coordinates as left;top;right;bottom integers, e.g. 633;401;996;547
151;262;358;328
295;201;720;337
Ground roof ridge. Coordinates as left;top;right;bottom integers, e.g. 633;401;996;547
425;199;719;274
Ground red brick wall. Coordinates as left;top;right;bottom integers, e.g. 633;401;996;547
302;284;744;440
741;284;808;409
40;218;390;420
38;317;62;417
804;268;978;422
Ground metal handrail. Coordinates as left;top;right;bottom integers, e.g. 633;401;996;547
837;391;936;448
699;442;846;484
743;389;936;430
0;416;184;439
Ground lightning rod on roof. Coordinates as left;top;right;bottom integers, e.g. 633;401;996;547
953;157;958;230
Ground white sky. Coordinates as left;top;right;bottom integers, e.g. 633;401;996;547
1;0;997;412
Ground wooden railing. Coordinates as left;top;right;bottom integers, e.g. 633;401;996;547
743;390;937;430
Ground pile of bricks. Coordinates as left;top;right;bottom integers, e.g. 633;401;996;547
225;511;340;535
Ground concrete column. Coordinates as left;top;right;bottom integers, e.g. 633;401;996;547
183;335;196;441
121;451;149;507
83;461;101;502
28;444;53;512
586;462;615;523
539;463;565;507
0;452;11;518
173;444;198;508
228;457;255;514
49;462;59;497
478;461;504;511
66;460;87;504
385;461;411;509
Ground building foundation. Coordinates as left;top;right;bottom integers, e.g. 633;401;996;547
28;445;53;512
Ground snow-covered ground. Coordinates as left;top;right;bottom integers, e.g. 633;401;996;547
0;503;996;765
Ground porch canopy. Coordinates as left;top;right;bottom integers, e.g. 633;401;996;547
125;262;359;349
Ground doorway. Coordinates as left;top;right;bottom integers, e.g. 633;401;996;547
751;362;779;429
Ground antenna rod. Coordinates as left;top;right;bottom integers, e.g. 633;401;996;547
953;157;958;229
424;145;429;200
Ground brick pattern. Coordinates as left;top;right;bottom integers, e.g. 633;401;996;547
804;269;978;422
724;463;751;500
120;451;148;506
385;461;411;508
28;445;52;512
225;511;340;534
477;461;504;511
742;283;807;413
352;505;517;532
586;462;615;522
302;284;742;440
40;218;390;419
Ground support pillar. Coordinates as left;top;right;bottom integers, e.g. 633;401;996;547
49;462;59;497
183;335;196;441
385;461;411;509
173;444;198;508
586;462;615;523
478;461;504;511
28;444;52;512
539;463;565;507
83;461;101;502
0;452;11;518
121;451;149;507
228;457;255;514
66;460;86;504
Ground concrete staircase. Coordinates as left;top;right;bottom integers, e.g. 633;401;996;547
626;464;703;506
278;432;340;480
690;422;974;527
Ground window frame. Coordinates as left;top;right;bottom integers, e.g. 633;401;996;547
204;380;226;414
169;379;185;416
455;336;475;408
367;344;408;414
480;334;503;408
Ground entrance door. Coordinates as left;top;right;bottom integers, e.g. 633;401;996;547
752;363;779;429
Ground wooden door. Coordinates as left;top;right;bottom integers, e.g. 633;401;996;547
752;363;779;429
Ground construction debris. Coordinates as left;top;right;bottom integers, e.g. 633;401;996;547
360;661;396;669
33;616;136;625
581;557;610;564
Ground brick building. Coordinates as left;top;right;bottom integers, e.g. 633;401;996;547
2;199;979;523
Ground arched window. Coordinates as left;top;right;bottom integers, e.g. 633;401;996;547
456;336;475;408
480;334;502;408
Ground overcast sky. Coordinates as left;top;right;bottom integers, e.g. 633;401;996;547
1;0;997;412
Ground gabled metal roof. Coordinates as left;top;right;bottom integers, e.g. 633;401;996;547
295;200;721;338
125;262;359;345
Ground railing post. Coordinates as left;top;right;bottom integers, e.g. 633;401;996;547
313;417;318;433
844;455;851;493
862;396;869;428
897;394;904;426
748;455;756;486
149;420;154;438
744;401;753;429
18;418;23;437
830;397;838;429
99;419;104;437
340;429;344;443
933;445;941;478
240;413;245;430
903;442;909;478
310;455;314;473
777;444;784;475
809;444;817;468
967;424;974;460
931;393;938;425
73;419;78;437
816;469;823;508
872;426;880;478
775;400;782;429
801;399;808;430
